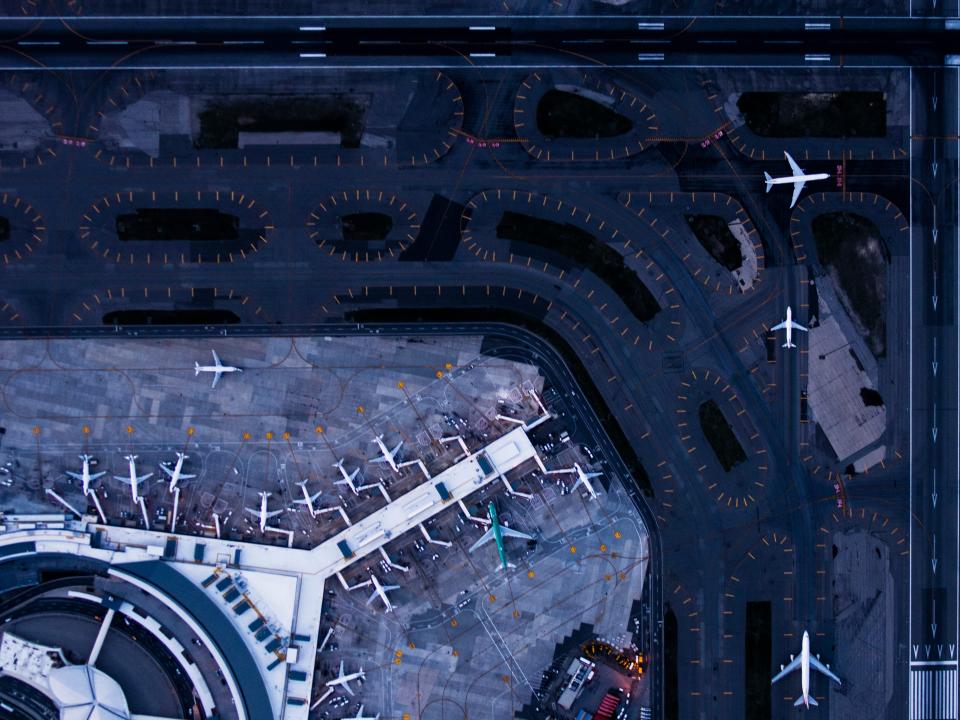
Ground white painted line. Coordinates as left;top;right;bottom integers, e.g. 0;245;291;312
637;22;665;30
908;64;914;718
299;25;326;31
804;53;831;61
17;40;59;45
804;22;831;29
637;52;665;61
0;63;932;70
469;52;496;57
299;53;328;58
468;25;496;30
86;40;128;45
224;40;264;45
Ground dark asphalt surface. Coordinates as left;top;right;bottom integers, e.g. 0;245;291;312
0;15;937;719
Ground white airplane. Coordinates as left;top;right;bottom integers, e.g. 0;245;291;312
65;455;106;496
195;349;242;389
244;491;283;532
349;706;380;720
159;452;196;493
771;630;841;708
333;458;361;494
764;151;830;208
325;660;364;696
569;463;603;500
293;480;322;518
370;434;403;474
771;306;808;349
366;573;400;613
113;454;153;503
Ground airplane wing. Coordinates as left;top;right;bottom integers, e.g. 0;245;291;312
211;370;222;389
809;655;842;685
366;589;380;606
390;441;403;456
789;179;805;208
500;526;534;541
244;507;260;517
369;455;389;464
469;527;496;553
159;464;175;478
342;681;355;697
771;655;802;685
266;509;284;519
785;151;804;176
789;320;808;333
65;471;83;481
770;320;788;332
211;349;222;367
90;471;107;479
135;473;153;483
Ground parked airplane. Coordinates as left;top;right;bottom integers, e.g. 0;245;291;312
350;706;380;720
333;458;362;494
113;454;153;503
195;349;242;389
567;463;603;500
370;435;403;473
159;452;196;493
771;306;808;349
294;480;323;518
469;501;534;571
366;573;400;613
771;630;841;708
244;491;283;532
325;661;364;695
65;455;106;496
764;151;830;208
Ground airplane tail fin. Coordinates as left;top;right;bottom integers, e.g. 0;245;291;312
764;171;773;192
194;362;200;376
782;341;796;349
794;695;817;707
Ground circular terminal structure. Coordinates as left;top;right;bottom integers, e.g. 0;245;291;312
0;73;64;168
619;191;764;296
0;192;46;266
513;70;659;162
675;368;769;509
460;188;683;351
400;71;464;167
68;286;272;326
78;189;275;266
306;189;421;261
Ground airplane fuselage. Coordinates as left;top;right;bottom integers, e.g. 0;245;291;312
196;364;241;374
257;493;269;532
374;436;400;473
488;502;510;571
800;631;811;707
80;458;95;494
298;483;318;517
167;455;187;492
767;172;830;186
371;575;394;611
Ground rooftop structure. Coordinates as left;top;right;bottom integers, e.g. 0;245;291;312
0;421;547;719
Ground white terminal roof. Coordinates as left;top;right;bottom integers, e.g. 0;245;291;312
0;424;543;720
88;425;538;578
